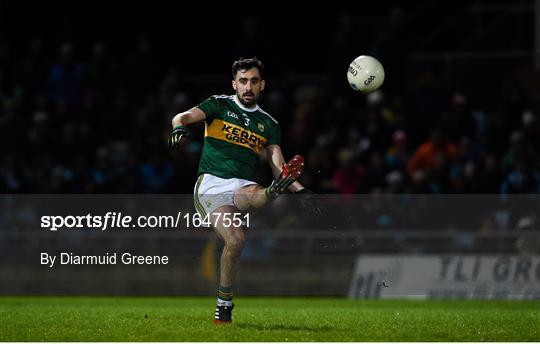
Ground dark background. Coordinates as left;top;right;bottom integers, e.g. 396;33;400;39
0;1;539;297
0;1;538;194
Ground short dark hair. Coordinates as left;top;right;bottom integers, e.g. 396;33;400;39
232;57;265;79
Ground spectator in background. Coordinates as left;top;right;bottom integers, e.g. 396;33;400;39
443;92;476;141
359;151;387;193
385;170;405;193
410;169;441;194
476;154;504;193
332;147;364;194
407;127;458;181
138;154;174;193
521;111;540;171
47;43;84;103
386;129;409;173
500;158;540;194
501;130;536;174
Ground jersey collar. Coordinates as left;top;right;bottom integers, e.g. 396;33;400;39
233;95;259;112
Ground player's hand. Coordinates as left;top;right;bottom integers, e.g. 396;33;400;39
168;125;191;149
295;188;323;218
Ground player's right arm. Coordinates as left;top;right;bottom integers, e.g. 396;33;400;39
169;107;206;149
171;107;206;127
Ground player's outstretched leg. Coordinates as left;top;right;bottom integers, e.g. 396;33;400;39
234;155;305;211
265;155;304;198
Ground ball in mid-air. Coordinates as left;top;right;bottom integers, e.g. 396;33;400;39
347;55;385;93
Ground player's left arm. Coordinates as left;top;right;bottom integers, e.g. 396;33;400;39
266;144;304;193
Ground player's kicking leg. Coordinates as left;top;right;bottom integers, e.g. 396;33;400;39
210;155;304;324
233;155;305;212
210;205;244;324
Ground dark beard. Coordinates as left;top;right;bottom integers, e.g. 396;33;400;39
238;93;257;107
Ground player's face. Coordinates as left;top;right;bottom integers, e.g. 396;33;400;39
232;67;265;107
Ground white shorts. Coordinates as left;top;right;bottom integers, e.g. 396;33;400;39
193;173;258;217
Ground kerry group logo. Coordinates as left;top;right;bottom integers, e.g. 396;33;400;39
206;119;266;154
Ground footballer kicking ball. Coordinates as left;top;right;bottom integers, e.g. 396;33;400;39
347;55;385;93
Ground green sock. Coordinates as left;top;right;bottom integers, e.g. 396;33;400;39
217;286;233;306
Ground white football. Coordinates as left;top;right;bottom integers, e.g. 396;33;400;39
347;55;385;93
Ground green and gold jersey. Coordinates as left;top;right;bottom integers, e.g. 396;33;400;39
196;95;281;180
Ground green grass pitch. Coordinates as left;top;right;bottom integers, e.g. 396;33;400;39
0;297;538;341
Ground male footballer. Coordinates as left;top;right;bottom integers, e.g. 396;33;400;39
169;57;311;324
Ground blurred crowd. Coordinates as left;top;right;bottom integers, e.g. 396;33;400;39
297;90;540;195
0;35;539;195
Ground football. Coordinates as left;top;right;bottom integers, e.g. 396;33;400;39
347;55;385;93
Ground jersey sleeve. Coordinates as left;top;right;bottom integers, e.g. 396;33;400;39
266;122;282;146
196;96;220;121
